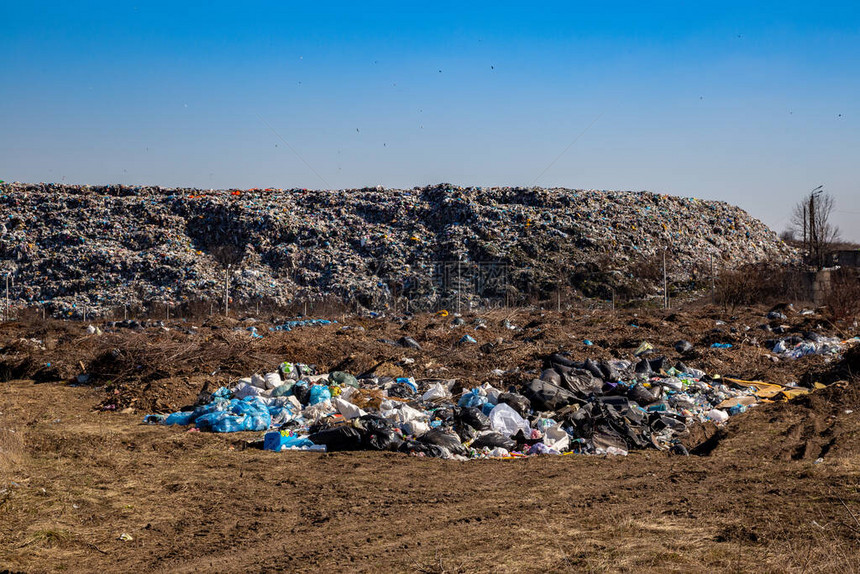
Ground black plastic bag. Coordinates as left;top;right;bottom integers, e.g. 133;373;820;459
634;358;653;376
523;379;577;411
627;383;657;406
365;429;404;451
308;426;365;451
419;429;467;456
398;336;422;350
598;361;622;382
471;432;516;451
497;392;531;417
561;370;604;396
292;383;311;406
454;422;477;442
583;358;605;380
540;368;562;385
456;407;490;430
548;353;576;368
398;439;449;458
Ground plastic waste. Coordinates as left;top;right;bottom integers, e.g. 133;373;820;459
634;341;654;356
333;397;366;419
422;382;449;401
705;409;729;423
164;411;195;426
488;403;531;437
264;431;315;451
674;340;694;353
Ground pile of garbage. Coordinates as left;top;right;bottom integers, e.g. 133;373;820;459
0;182;795;316
144;352;792;458
767;334;857;360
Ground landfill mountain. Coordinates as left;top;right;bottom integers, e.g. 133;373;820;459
0;183;794;316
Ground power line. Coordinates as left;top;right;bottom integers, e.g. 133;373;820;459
256;113;331;189
532;112;603;186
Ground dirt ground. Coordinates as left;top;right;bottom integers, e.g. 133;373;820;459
1;303;859;573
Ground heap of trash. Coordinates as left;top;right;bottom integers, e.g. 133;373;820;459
0;182;795;316
144;351;802;459
767;334;856;360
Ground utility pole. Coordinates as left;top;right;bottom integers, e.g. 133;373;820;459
809;193;816;266
809;185;824;268
802;203;808;253
4;273;8;322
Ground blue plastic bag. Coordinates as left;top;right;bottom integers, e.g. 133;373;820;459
164;411;196;426
209;414;247;433
458;389;485;409
308;384;332;405
264;431;314;451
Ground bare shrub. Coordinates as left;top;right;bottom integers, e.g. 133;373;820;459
715;263;808;312
824;269;860;322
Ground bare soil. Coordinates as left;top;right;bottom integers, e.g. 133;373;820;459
1;303;859;573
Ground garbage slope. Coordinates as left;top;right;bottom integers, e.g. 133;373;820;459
0;183;794;314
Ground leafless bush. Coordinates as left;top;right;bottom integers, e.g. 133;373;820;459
824;269;860;322
715;263;807;312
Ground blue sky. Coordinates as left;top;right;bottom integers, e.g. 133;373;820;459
2;2;858;239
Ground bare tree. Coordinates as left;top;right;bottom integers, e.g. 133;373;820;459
790;186;840;269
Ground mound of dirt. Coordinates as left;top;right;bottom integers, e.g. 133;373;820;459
705;367;859;462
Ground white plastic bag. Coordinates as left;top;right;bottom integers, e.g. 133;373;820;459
232;382;260;400
706;408;729;423
333;397;366;419
340;386;358;401
382;404;427;424
489;403;530;437
543;424;570;452
422;382;450;401
302;400;334;425
264;372;283;390
402;420;429;437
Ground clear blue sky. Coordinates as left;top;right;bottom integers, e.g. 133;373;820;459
2;1;858;239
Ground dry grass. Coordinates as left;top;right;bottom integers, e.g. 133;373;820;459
0;426;24;481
